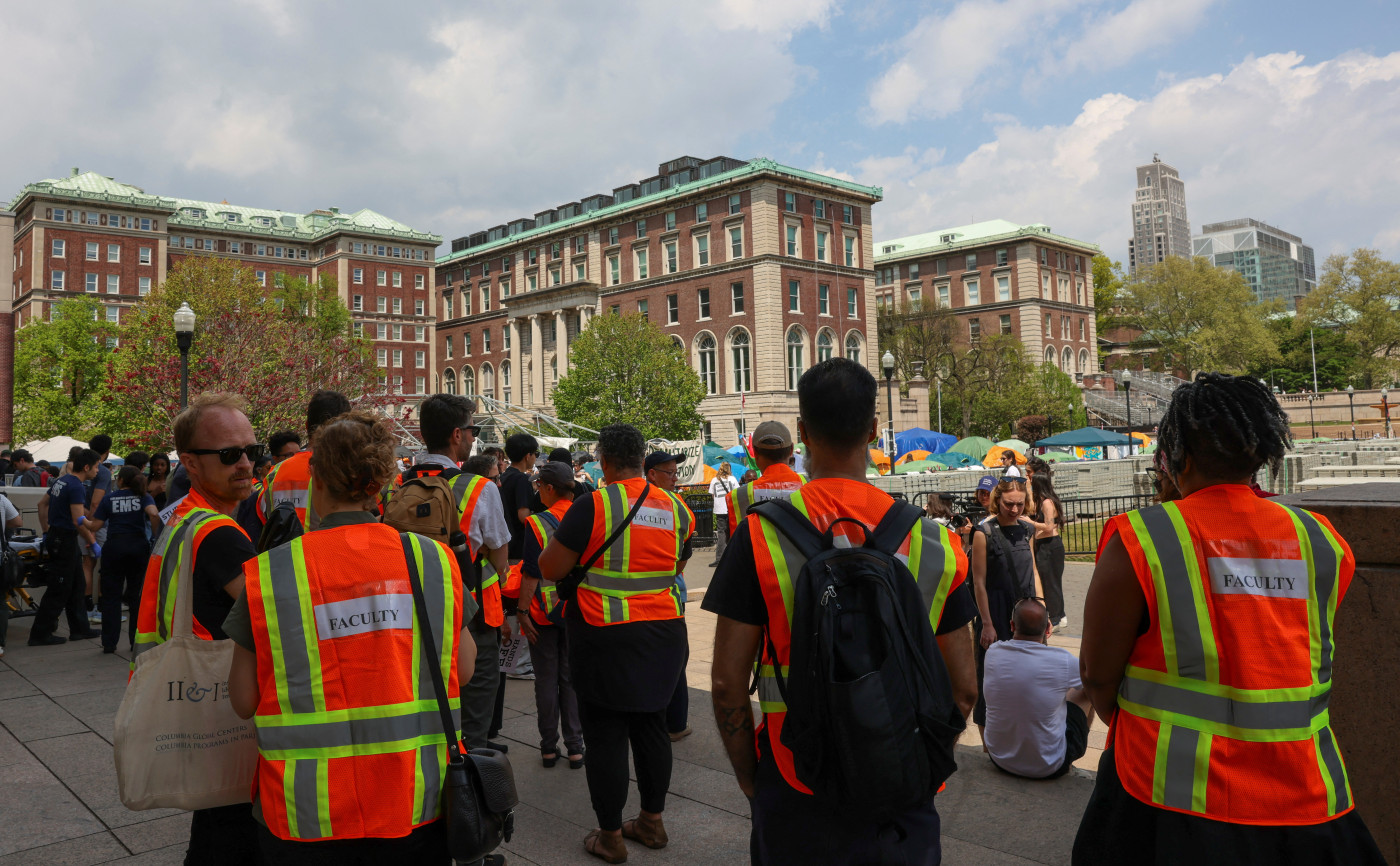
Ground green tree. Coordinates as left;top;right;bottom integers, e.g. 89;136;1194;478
1118;256;1281;374
1092;254;1127;369
12;298;118;442
1296;248;1400;388
551;313;705;440
1247;317;1357;392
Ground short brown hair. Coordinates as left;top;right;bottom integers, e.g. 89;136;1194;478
173;392;249;453
309;409;397;502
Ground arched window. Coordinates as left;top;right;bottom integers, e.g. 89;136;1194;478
501;360;513;404
1062;346;1073;372
845;331;863;365
1045;345;1056;367
730;329;751;393
817;329;834;363
671;335;684;352
697;333;718;395
462;365;475;397
786;327;806;390
481;363;495;400
1078;349;1089;374
443;368;457;395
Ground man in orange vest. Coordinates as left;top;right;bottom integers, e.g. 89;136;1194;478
400;393;511;753
254;390;350;531
725;420;804;536
131;392;262;865
1076;373;1386;864
705;358;978;865
539;424;694;863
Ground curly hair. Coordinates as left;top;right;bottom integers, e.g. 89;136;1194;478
309;410;397;502
1158;373;1291;481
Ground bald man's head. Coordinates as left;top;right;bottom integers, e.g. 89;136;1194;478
1012;598;1049;639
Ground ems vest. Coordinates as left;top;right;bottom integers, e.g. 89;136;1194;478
726;465;805;536
259;450;317;530
132;490;250;668
1109;487;1356;825
400;466;502;628
524;499;571;626
751;479;968;794
244;524;462;841
575;478;694;627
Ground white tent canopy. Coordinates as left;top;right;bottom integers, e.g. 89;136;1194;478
21;436;89;464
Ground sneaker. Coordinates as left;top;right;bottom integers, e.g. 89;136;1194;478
68;630;100;641
486;740;511;753
88;611;103;624
28;635;66;647
1057;615;1070;629
0;645;5;658
668;726;693;743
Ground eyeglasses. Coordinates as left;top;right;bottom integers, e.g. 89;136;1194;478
459;425;481;438
1146;468;1163;483
186;444;266;466
652;468;678;477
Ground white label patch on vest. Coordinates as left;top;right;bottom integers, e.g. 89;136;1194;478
633;506;675;531
753;487;796;502
273;489;309;508
1206;557;1310;599
313;594;415;640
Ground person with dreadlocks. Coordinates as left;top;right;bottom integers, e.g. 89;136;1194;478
1074;374;1384;865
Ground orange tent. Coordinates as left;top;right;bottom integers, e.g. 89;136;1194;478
869;448;892;475
983;445;1027;468
895;449;933;466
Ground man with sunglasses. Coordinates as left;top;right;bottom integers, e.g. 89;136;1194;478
132;391;263;864
982;596;1093;779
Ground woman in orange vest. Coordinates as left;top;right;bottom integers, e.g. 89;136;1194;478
1076;374;1385;865
225;410;476;864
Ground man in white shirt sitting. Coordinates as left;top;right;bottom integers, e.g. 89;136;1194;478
982;597;1092;779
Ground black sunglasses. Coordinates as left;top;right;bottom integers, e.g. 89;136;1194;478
459;425;481;437
186;444;266;465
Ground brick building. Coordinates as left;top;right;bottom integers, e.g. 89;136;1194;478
5;169;440;426
872;220;1101;381
434;156;883;445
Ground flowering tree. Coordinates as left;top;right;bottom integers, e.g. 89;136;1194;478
98;257;395;450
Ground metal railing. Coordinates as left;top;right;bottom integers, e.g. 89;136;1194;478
911;489;1155;557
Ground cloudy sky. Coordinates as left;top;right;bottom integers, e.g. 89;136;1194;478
4;0;1398;263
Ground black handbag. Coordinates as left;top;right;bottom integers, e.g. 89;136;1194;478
555;481;651;604
401;533;518;862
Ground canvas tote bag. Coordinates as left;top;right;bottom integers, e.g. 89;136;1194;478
113;514;257;810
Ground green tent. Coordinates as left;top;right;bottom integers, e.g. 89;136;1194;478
894;459;942;474
702;441;732;466
997;438;1030;453
1041;451;1078;463
949;436;995;460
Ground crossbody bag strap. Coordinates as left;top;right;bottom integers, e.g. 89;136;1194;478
401;532;464;766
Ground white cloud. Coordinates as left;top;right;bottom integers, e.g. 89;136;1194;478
1051;0;1218;76
861;51;1400;262
717;0;836;34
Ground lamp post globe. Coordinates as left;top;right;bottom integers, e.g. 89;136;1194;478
881;351;896;466
174;302;196;410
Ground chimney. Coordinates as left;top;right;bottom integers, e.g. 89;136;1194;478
71;167;79;177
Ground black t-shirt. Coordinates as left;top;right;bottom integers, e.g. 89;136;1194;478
701;520;977;634
94;490;154;540
190;524;257;639
47;475;87;530
553;488;691;712
499;466;534;560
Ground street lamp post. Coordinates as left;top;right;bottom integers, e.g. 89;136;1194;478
1308;393;1317;439
1122;369;1133;455
1346;385;1356;440
882;351;896;465
173;302;196;410
1384;387;1392;439
1068;401;1075;430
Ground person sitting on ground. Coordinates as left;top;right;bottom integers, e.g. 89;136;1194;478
725;421;804;536
982;597;1092;779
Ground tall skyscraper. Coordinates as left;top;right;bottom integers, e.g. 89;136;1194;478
1193;218;1317;309
1128;154;1190;275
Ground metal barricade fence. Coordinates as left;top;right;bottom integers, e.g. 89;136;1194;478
910;488;1154;557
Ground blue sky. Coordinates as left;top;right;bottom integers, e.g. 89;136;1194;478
5;0;1399;264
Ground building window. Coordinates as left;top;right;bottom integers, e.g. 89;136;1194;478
1045;314;1053;337
1076;281;1085;305
816;230;827;262
729;227;743;259
464;333;472;355
818;284;830;315
574;236;584;254
504;325;511;351
847;287;858;317
936;258;947;277
698;334;717;395
549;267;561;286
376;324;388;340
551;241;561;260
1042;273;1051;298
446;336;454;359
843;205;854;223
483;329;491;351
696;235;709;266
256;271;267;287
636;219;647;239
392;272;402;288
1079;349;1089;372
51;270;65;290
352;295;363;311
698;288;711;319
729;194;741;215
965;253;977;270
696;202;708;222
1080;319;1087;340
392;298;403;314
844;236;855;267
609;255;620;285
817;330;834;362
377;348;388;367
51;239;65;257
86;242;98;261
608;227;619;246
665;211;676;231
1000;314;1012;335
996;248;1007;267
353;268;363;285
481;286;490;311
636;249;649;280
938;284;950;307
786;329;805;390
574;262;586;282
376;296;387;313
845;332;861;365
814;200;826;219
788;280;800;312
732;282;745;314
1046;346;1056;367
667;294;679;325
638;299;649;320
415;299;425;316
997;275;1010;301
527;249;537;266
377;270;387;286
1063;346;1074;371
908;288;921;306
786;224;798;257
415;274;425;290
969;319;981;341
665;241;678;274
966;279;980;305
137;246;152;265
416;350;426;368
731;330;751;393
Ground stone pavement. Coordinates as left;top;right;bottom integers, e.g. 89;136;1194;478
0;564;1100;865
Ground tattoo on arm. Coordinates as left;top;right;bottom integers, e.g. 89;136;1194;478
717;705;754;739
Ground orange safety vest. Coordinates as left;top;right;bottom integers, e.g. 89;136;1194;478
401;465;503;628
726;463;805;536
1106;484;1356;825
575;477;693;627
132;489;251;667
524;498;571;626
258;450;316;529
750;479;968;794
244;524;463;841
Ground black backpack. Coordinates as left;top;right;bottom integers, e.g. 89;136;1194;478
751;499;965;820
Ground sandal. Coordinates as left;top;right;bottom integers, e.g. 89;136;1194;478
568;751;585;770
542;752;558;768
621;814;668;849
584;829;628;863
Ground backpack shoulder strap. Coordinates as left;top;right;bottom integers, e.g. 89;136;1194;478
749;498;826;562
869;500;925;556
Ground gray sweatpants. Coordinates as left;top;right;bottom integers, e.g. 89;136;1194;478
460;620;501;749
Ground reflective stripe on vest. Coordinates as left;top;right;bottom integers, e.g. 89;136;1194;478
131;508;229;661
528;510;563;622
579;483;690;625
1115;501;1351;817
262;454;318;530
252;532;459;839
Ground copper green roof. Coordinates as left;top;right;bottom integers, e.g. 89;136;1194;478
875;219;1101;261
10;171;440;244
436;157;883;265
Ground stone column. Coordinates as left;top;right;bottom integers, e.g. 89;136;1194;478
556;309;569;371
530;314;544;408
508;319;522;406
579;305;591;331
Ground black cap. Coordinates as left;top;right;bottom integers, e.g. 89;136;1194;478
548;447;572;463
535;461;575;491
644;451;686;472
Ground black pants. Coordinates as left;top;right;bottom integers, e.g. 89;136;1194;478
257;818;448;865
577;699;671;831
186;803;262;865
665;647;689;734
32;531;87;640
1035;535;1067;622
99;536;148;650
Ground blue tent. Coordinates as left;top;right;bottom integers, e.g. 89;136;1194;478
894;427;958;459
